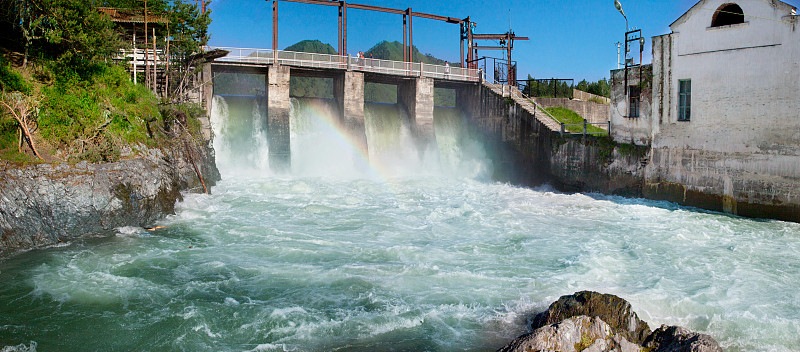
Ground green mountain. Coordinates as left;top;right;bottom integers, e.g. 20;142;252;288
285;40;336;98
365;40;457;67
285;40;337;55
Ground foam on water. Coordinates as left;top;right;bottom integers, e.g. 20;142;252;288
1;97;800;351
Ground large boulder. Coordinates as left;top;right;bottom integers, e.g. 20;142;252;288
498;315;641;352
531;291;651;344
643;325;723;352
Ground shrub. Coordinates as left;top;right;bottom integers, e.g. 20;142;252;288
0;57;30;93
37;63;160;161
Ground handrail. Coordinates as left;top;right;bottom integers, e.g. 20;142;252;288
558;121;610;136
206;46;480;82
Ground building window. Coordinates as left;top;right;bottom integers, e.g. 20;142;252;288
678;79;691;121
628;86;641;118
711;3;745;27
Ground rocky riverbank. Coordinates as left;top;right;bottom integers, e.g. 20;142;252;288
499;291;722;352
0;142;219;258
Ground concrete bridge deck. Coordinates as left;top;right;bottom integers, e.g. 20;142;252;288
208;47;481;82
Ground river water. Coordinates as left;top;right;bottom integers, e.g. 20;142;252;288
1;96;799;351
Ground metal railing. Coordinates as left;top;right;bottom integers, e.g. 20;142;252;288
207;47;480;82
506;84;609;136
559;121;610;136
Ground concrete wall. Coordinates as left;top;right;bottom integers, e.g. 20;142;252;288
573;89;611;104
609;65;654;146
533;97;610;125
657;0;800;154
608;0;800;221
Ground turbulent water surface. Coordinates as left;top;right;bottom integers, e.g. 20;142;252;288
1;96;799;351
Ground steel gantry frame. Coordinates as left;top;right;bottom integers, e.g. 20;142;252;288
269;0;528;85
271;0;471;67
462;18;529;87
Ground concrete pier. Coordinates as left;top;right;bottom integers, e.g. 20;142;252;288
398;77;435;150
335;71;368;155
267;65;291;172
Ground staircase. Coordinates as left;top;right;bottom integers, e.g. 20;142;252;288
481;82;562;132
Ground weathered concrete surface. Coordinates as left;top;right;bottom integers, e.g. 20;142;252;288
549;138;648;197
0;143;220;257
609;65;654;146
644;147;800;222
457;83;556;185
267;64;291;172
398;77;435;149
533;97;610;126
574;89;611;104
335;71;368;155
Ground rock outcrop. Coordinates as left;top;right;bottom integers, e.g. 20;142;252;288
0;142;219;256
531;291;651;344
498;316;641;352
643;325;723;352
499;291;723;352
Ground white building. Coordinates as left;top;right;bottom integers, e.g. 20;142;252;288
611;0;800;219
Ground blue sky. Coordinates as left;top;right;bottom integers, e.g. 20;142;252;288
207;0;799;81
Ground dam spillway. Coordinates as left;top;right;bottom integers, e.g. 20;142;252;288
0;92;799;352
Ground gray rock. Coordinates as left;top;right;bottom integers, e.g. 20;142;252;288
498;315;641;352
0;142;220;257
643;325;723;352
531;291;651;344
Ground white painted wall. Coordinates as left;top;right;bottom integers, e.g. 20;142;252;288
657;0;800;156
611;0;800;213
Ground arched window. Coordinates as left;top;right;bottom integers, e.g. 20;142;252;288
711;3;745;27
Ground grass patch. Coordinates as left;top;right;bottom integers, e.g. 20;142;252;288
545;106;608;135
587;96;609;105
37;63;160;162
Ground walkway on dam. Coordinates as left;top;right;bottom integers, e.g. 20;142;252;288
208;47;481;82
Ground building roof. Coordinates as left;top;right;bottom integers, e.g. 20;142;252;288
669;0;797;28
98;7;169;25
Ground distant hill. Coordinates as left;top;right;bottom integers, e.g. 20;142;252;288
365;40;457;67
255;40;456;104
285;40;336;98
285;40;337;55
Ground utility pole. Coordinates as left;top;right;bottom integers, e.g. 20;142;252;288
144;0;149;88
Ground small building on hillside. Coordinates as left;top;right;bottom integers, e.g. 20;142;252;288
99;7;169;90
610;0;800;219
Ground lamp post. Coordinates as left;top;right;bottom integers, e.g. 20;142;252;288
615;0;627;30
615;0;629;117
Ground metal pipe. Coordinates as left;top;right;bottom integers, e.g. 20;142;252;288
408;7;413;63
342;2;347;56
273;1;278;52
403;14;407;62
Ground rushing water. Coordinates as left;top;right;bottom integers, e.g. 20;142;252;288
1;96;800;351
